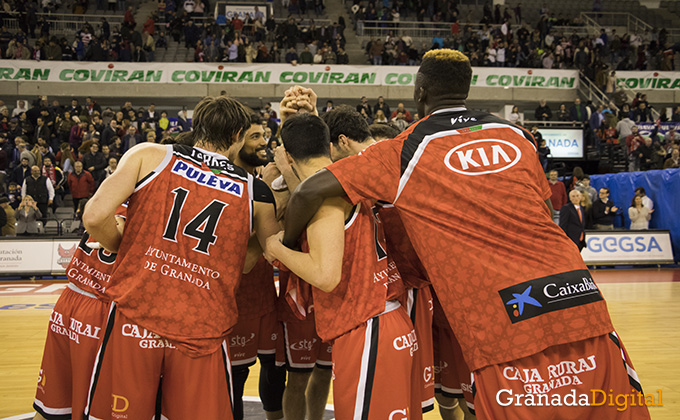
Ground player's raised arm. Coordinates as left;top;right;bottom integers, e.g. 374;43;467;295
83;143;168;252
282;169;347;249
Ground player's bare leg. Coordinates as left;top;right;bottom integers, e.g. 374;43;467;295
458;397;476;419
435;394;465;420
33;414;47;420
283;371;311;420
305;367;332;420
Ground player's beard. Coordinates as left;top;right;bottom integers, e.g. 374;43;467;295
239;147;269;168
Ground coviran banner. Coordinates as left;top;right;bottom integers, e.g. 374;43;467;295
0;62;582;89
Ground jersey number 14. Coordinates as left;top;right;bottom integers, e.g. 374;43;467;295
162;187;229;255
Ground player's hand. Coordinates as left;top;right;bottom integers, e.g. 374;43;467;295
264;231;285;264
261;162;282;187
273;145;295;180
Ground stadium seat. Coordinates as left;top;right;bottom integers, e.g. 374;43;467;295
44;220;60;236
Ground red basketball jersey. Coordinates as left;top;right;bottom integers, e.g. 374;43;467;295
235;257;277;320
105;144;272;357
67;205;128;299
312;199;405;342
327;109;614;371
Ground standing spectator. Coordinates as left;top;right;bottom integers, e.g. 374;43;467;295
0;197;16;236
105;157;118;178
634;187;653;212
82;143;107;187
15;195;42;235
569;98;588;123
547;169;567;223
591;187;618;230
637;137;655;170
177;109;191;131
370;39;384;65
101;119;119;146
534;99;552;121
633;102;651;123
616;114;635;142
67;161;95;212
42;157;63;210
537;138;550;172
69;121;87;150
628;194;652;230
122;126;142;149
576;175;597;204
11;157;32;185
21;165;54;218
559;190;586;251
625;126;644;171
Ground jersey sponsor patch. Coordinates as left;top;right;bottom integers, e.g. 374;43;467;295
444;139;521;176
171;160;243;197
498;270;604;323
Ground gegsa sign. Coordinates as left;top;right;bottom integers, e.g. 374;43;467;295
580;231;674;264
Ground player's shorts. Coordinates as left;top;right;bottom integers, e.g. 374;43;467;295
86;303;234;420
406;287;435;413
473;332;651;420
331;301;417;420
34;284;110;420
228;310;282;367
282;312;332;372
433;316;473;410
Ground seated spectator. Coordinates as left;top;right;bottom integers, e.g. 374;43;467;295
664;147;680;169
633;102;651;123
628;194;652;230
105;157;118;178
637;137;655;171
0;197;16;236
569;98;588;123
374;97;390;121
285;47;299;64
299;46;313;64
534;99;552;121
390;103;412;122
15;195;42;235
556;104;570;121
374;110;388;123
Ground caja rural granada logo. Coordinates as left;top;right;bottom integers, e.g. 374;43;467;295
444;139;522;175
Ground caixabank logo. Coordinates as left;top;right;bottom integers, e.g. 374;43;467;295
498;269;604;323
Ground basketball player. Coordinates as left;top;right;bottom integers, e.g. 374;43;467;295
268;89;334;420
279;50;650;419
321;105;436;414
82;96;280;419
33;207;126;420
265;113;416;419
229;114;286;420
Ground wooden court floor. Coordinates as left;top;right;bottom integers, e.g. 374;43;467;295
0;268;678;419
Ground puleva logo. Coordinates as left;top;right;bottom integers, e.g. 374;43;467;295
504;286;542;316
444;139;521;176
498;269;603;323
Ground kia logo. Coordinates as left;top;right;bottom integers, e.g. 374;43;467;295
444;139;521;175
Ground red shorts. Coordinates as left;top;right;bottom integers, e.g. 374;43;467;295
433;315;473;409
282;313;332;372
34;285;110;420
86;304;233;420
406;287;435;413
331;302;418;420
473;332;651;420
228;310;282;367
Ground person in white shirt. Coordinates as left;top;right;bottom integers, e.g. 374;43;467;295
634;187;653;212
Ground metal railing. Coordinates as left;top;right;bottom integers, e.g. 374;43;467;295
578;72;611;108
580;12;652;35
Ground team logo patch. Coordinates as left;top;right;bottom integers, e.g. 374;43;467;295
498;269;603;323
444;139;521;176
57;244;76;269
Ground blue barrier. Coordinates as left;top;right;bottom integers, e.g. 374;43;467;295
589;168;680;262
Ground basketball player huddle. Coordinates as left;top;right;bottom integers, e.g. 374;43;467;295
32;50;650;420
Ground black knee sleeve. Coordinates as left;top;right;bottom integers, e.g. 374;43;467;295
258;354;286;412
231;365;250;420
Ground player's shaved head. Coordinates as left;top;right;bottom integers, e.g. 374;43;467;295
192;96;251;151
280;114;330;161
322;105;372;144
